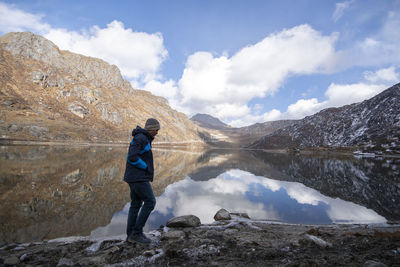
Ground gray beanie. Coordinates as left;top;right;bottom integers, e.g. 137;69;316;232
144;118;160;131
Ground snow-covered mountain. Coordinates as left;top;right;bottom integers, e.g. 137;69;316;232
249;83;400;154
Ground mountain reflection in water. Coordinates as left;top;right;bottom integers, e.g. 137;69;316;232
0;146;399;243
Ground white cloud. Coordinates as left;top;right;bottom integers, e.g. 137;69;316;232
143;79;178;100
171;25;338;123
332;0;355;22
0;2;50;33
325;82;388;107
364;66;400;83
286;98;326;119
44;21;167;82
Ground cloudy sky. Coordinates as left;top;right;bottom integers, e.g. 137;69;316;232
1;0;399;127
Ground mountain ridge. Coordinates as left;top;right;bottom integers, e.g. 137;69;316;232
249;83;400;154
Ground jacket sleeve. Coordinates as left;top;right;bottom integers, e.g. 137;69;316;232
126;135;148;170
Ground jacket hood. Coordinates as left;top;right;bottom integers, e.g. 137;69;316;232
132;126;154;141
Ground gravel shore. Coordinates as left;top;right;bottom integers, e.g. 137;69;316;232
1;214;399;266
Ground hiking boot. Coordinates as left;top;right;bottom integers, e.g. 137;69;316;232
127;233;151;244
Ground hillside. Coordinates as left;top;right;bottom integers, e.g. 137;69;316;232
190;113;296;147
0;32;204;144
249;83;400;154
191;113;230;130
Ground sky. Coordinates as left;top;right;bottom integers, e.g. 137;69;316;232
1;0;400;127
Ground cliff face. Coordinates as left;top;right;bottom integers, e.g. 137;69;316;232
249;83;400;153
0;32;204;144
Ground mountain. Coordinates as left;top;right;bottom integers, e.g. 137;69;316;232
0;32;204;144
191;113;296;146
230;120;296;145
190;113;230;130
249;83;400;154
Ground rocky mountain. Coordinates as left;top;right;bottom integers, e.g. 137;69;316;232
229;120;296;145
249;83;400;154
0;32;204;144
191;113;296;146
191;113;230;130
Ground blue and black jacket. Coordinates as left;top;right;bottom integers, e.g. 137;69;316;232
123;126;155;183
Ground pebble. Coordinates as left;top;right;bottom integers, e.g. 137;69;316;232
143;249;156;257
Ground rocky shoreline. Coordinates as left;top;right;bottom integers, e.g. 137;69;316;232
1;210;399;266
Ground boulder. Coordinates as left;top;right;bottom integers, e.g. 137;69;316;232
214;209;231;221
166;215;201;228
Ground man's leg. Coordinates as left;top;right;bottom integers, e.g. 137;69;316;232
132;182;156;235
126;182;143;238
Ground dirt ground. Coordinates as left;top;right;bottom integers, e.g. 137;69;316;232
1;217;399;266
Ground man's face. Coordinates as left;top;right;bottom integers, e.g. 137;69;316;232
148;129;159;137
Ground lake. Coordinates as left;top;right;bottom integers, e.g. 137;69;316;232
0;145;399;243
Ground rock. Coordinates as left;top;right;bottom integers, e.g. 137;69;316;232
162;230;186;240
19;253;28;261
303;234;332;248
4;255;20;265
143;249;156;257
57;257;74;267
96;103;122;123
27;125;49;138
363;260;387;267
68;102;89;119
8;124;19;132
166;215;201;228
214;209;231;221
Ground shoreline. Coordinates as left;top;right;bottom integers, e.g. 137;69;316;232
1;216;399;266
2;138;399;158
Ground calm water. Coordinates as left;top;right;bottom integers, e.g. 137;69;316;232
0;145;399;243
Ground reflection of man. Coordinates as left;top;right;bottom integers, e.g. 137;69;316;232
123;118;160;244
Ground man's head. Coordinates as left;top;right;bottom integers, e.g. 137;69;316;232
144;118;160;137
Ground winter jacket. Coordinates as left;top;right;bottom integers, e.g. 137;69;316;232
123;126;155;183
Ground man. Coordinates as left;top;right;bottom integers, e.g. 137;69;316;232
123;118;160;244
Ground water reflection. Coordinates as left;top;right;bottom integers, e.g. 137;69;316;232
92;168;386;238
0;145;399;243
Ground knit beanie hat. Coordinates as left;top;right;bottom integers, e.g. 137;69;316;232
144;118;160;131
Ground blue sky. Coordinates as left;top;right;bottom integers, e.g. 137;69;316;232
1;0;399;126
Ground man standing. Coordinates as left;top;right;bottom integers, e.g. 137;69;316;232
124;118;160;244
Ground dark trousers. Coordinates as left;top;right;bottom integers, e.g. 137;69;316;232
126;182;156;237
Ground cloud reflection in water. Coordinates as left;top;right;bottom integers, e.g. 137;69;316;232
91;169;385;238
